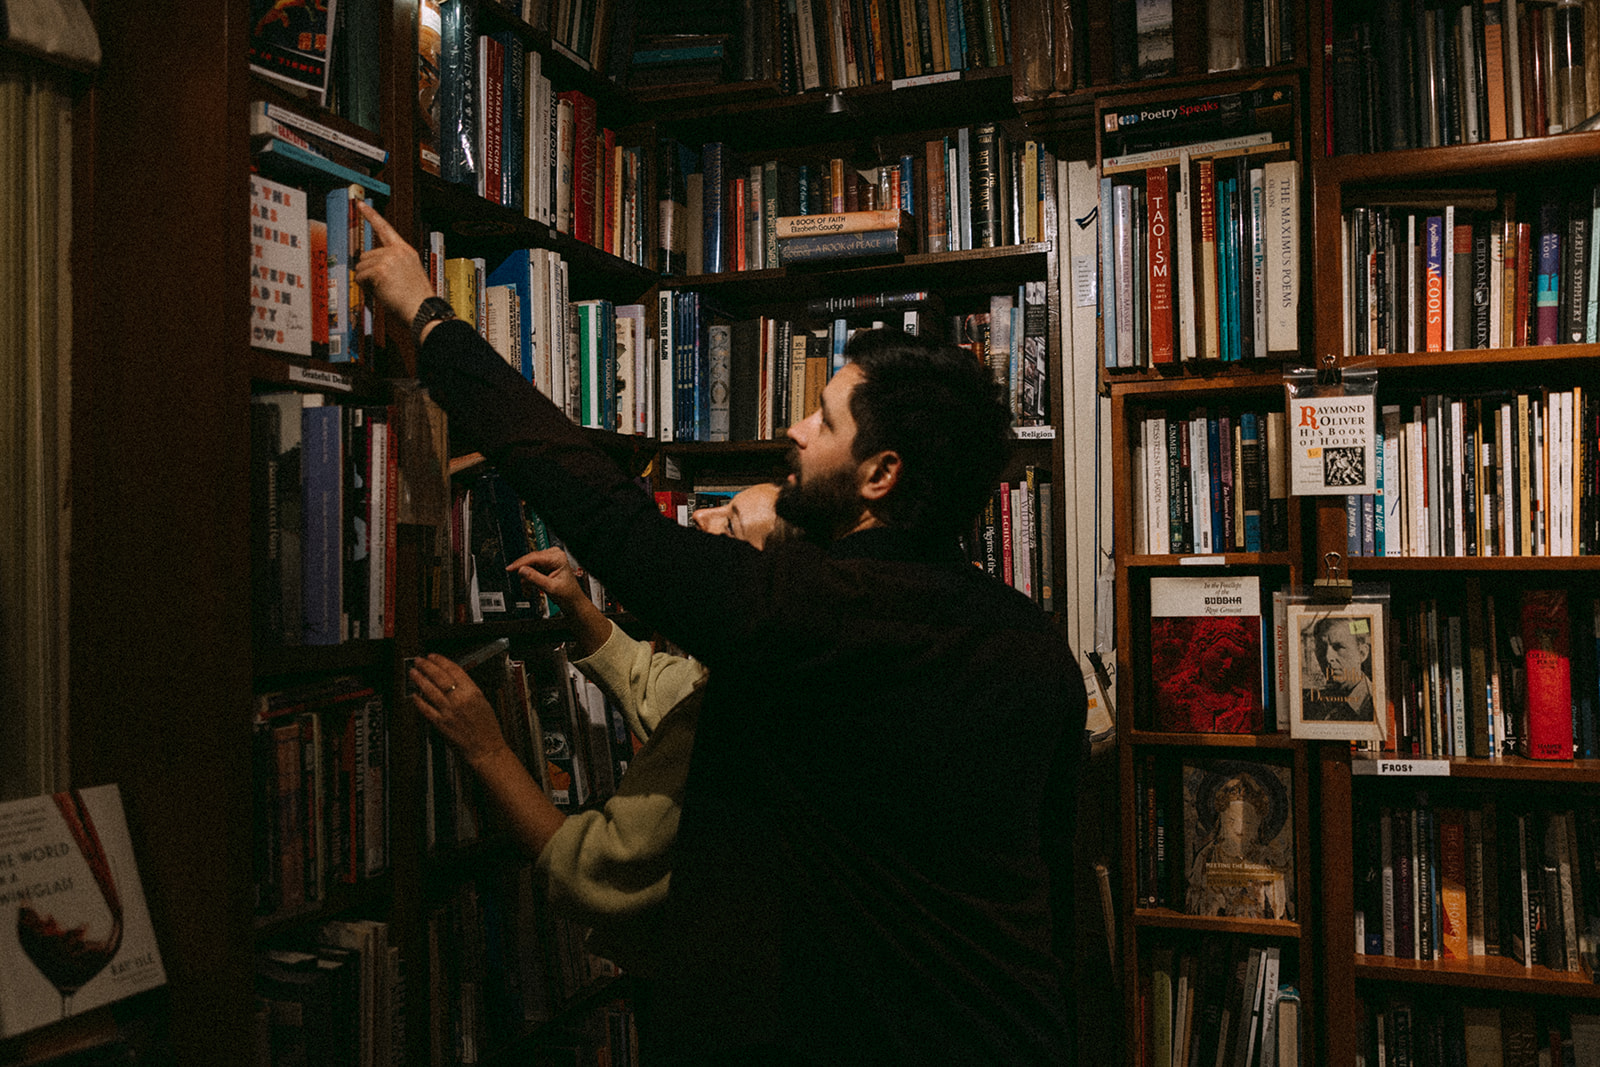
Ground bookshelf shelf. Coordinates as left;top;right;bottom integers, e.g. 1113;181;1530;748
253;875;396;936
1126;730;1301;750
1353;956;1600;998
1106;369;1293;399
1133;908;1302;939
1352;756;1600;782
1351;343;1600;373
1318;130;1600;182
1121;552;1298;568
252;639;393;682
1344;555;1600;573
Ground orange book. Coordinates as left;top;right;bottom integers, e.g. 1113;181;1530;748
1437;807;1470;959
1197;159;1221;361
1484;0;1509;140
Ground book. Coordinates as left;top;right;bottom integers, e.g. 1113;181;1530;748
248;174;312;357
248;0;335;103
0;785;166;1037
773;208;913;238
1181;758;1295;919
1149;575;1265;732
774;227;912;264
1519;588;1575;759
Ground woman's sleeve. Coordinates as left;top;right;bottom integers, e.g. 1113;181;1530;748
571;625;708;740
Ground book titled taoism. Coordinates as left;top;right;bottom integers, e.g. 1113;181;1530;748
0;785;166;1037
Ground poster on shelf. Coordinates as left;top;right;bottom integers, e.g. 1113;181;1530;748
0;785;166;1038
1286;393;1376;496
1285;600;1387;743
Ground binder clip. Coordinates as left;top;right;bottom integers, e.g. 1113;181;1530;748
1312;552;1353;603
1315;352;1341;388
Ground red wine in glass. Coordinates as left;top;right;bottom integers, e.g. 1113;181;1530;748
16;905;123;1018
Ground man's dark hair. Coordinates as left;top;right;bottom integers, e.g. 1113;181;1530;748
844;328;1011;536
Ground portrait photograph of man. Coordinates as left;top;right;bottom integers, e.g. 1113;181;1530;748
1285;601;1386;742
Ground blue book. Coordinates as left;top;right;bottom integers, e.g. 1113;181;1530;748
674;291;694;441
701;142;727;274
1537;196;1563;344
945;0;966;68
324;187;353;361
439;0;477;188
1239;411;1262;552
255;138;391;196
692;294;710;440
486;249;536;382
495;31;524;212
301;404;343;645
831;318;848;377
1224;177;1243;361
1206;416;1224;547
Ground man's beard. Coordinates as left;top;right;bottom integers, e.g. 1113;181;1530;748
775;448;862;540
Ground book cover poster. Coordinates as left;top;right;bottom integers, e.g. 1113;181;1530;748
1182;758;1294;920
1285;601;1387;742
1149;576;1265;733
249;175;313;357
248;0;337;103
1287;393;1376;495
0;785;165;1037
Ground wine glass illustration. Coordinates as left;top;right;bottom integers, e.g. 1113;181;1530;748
15;791;125;1019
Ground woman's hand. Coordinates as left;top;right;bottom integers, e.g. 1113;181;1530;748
508;546;587;616
409;653;509;769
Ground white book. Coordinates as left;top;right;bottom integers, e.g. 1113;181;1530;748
1114;182;1136;367
1100;131;1274;171
1459;14;1482;141
524;51;545;224
1100;176;1119;368
554;95;575;234
1149;415;1171;555
1250;166;1267;359
956;127;973;251
1175;151;1197;362
1188;415;1212;553
1451;399;1466;555
1500;402;1515;556
1406;212;1419;353
1013;483;1033;600
484;283;518;369
1506;0;1525;139
1257;948;1283;1067
248;174;312;356
1489;230;1504;348
1133;422;1151;554
1383;404;1403;556
1408;407;1426;556
1263;159;1299;352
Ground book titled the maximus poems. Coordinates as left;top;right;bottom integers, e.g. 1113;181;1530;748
0;785;166;1037
1149;575;1265;733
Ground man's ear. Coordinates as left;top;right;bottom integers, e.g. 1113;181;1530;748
858;450;901;502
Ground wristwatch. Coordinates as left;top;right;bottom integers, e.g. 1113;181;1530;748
411;296;457;346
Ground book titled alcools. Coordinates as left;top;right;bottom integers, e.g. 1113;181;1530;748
0;785;165;1037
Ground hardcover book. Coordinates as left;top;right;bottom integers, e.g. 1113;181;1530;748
1181;758;1295;920
248;0;336;103
249;175;312;357
1149;575;1265;733
0;785;166;1037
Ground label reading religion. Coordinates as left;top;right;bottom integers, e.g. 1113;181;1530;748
0;785;166;1037
1287;394;1376;496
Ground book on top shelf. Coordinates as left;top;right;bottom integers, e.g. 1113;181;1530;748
248;0;336;104
0;785;167;1037
1149;575;1266;733
1182;758;1296;921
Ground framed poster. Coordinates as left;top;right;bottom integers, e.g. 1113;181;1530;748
1286;600;1387;742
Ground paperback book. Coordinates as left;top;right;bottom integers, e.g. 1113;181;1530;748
1150;575;1266;733
1182;758;1296;920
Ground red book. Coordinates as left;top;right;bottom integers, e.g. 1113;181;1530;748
924;139;948;253
480;35;504;205
998;483;1014;587
1145;166;1174;363
309;219;329;349
1437;807;1469;959
655;489;690;525
1197;159;1221;361
1514;222;1534;347
601;128;616;255
1519;589;1574;759
731;177;747;271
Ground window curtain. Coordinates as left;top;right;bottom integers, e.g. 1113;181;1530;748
0;60;74;799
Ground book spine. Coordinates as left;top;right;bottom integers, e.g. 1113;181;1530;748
774;227;909;263
1146;166;1174;364
703;142;727;274
1538;197;1563;344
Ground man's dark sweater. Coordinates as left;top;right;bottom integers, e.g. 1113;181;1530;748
420;319;1086;1064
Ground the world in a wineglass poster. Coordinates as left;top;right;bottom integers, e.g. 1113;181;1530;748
0;784;165;1036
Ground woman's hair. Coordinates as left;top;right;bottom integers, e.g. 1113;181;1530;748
843;328;1012;536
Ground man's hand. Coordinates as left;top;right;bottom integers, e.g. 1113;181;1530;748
353;200;440;332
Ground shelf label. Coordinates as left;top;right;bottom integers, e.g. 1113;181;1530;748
1011;425;1056;441
1177;555;1227;566
1352;759;1451;777
288;365;353;392
1072;255;1098;307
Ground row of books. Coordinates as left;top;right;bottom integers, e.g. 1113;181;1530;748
1342;188;1600;358
1129;408;1293;556
951;283;1052;430
1359;995;1600;1067
251;676;389;917
664;129;1056;275
1141;939;1300;1067
1351;798;1600;977
421;3;652;266
1379;584;1598;762
970;467;1055;611
1100;150;1300;368
251;393;400;648
248;175;382;362
255;918;402;1067
1346;390;1600;559
1097;0;1298;87
1133;755;1296;921
780;0;1011;94
248;0;383;129
1330;0;1599;157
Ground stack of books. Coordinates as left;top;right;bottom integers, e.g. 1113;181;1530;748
774;207;915;265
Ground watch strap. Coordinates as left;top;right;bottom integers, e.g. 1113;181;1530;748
412;296;457;346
